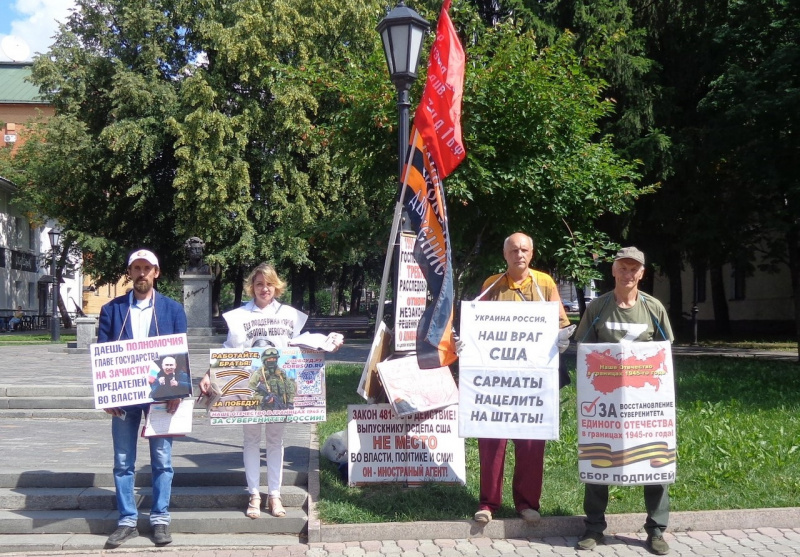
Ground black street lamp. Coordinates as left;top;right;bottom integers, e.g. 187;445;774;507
47;228;61;342
375;2;429;350
377;1;429;179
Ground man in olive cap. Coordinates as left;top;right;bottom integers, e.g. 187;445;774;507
574;247;674;555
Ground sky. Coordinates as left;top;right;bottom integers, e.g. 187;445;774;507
0;0;76;62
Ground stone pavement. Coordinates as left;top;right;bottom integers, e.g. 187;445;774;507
0;339;799;556
4;528;800;556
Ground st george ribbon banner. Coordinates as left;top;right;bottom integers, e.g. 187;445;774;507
576;341;677;486
401;133;456;368
457;301;561;440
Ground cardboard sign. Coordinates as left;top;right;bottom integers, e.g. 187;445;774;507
90;333;190;409
576;341;677;486
358;321;392;401
376;356;459;417
458;301;560;439
207;347;326;425
347;403;465;486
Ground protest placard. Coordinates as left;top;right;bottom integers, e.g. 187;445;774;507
358;321;392;401
576;341;676;486
207;346;326;425
347;403;465;486
90;333;190;409
458;301;560;439
143;398;195;437
376;356;458;417
395;233;426;352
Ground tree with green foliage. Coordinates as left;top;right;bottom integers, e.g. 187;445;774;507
697;0;800;357
8;0;381;292
7;0;650;321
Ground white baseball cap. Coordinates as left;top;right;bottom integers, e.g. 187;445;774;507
127;249;159;267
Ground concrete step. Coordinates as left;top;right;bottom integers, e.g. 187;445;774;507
0;485;308;511
0;407;220;419
0;508;308;535
0;531;302;553
0;467;307;489
0;386;92;398
0;396;95;409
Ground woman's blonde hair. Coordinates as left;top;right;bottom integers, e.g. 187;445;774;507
244;263;287;298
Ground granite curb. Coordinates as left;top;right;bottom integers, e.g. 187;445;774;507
309;507;800;543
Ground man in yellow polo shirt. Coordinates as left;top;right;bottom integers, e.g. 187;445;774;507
473;232;571;524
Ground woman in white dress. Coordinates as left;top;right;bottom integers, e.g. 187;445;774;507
199;263;330;518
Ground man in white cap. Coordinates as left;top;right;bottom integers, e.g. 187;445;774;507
97;249;187;548
574;246;674;555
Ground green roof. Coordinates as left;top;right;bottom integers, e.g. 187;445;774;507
0;62;44;103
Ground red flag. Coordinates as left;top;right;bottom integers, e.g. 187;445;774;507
413;0;465;178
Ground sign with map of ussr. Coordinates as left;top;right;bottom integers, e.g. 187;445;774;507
458;301;561;440
577;341;676;486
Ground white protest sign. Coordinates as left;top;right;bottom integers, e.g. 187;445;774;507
347;403;465;486
90;333;189;409
458;301;560;439
576;341;676;486
395;233;425;352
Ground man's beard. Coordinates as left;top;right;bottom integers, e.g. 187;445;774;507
133;279;151;294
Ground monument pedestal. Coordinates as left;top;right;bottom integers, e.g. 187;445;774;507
76;317;97;348
181;273;214;336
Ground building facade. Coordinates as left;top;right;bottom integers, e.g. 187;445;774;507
1;62;82;326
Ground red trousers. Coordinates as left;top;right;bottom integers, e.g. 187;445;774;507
477;438;545;513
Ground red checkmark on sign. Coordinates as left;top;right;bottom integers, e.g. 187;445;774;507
582;396;601;415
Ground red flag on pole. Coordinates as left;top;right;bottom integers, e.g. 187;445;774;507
397;1;465;369
413;0;465;178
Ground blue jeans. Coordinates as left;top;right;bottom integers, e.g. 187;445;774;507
111;404;174;527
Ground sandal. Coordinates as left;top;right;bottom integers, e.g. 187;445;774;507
246;494;261;519
268;496;286;517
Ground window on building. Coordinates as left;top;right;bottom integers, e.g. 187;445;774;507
732;264;746;300
14;217;24;247
693;264;707;303
28;282;35;307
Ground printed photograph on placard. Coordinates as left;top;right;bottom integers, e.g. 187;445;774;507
207;346;326;425
90;333;190;409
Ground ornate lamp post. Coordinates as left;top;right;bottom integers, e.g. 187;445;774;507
377;1;429;179
374;2;429;342
47;228;61;342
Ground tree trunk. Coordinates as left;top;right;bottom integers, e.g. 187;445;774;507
664;249;684;335
56;251;72;329
350;265;365;316
211;263;222;317
786;224;800;363
291;265;306;310
232;265;244;308
709;263;730;335
308;267;317;315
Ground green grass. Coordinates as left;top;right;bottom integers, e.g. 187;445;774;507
318;356;800;523
0;333;76;344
